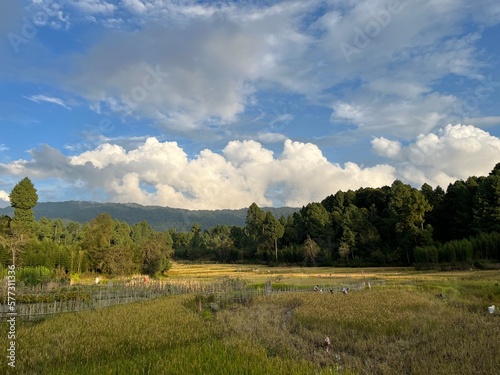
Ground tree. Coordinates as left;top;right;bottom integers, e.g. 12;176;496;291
301;203;330;241
245;203;268;260
6;177;39;264
170;229;190;259
10;177;38;231
388;180;432;264
245;203;265;239
142;232;174;277
473;166;500;233
82;214;136;275
66;221;82;243
303;235;319;265
440;179;476;241
207;225;234;262
421;184;446;241
37;217;54;242
131;221;154;244
262;211;285;263
187;223;208;260
280;215;299;247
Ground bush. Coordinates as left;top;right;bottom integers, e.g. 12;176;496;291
17;266;54;286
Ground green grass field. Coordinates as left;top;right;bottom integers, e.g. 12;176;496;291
2;265;499;374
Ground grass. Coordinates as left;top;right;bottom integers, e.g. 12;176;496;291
1;265;499;374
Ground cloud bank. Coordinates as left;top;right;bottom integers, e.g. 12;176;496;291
0;124;499;209
372;124;500;187
0;137;396;209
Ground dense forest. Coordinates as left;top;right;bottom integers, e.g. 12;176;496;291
1;164;500;281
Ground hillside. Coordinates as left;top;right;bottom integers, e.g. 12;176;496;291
0;201;298;231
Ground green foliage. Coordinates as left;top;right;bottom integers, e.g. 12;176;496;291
0;201;298;231
414;231;500;268
10;177;38;210
5;164;500;270
142;232;174;276
246;204;286;262
81;214;137;275
302;235;319;265
16;291;91;304
17;266;54;286
245;203;266;240
9;177;39;238
300;202;330;241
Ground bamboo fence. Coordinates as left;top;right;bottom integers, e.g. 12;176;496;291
0;277;381;320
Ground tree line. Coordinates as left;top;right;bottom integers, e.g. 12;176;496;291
173;164;500;268
0;178;173;278
1;165;500;279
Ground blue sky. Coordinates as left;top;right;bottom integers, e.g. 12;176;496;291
1;0;500;209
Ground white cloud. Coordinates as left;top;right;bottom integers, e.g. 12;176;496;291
2;124;499;209
0;190;9;202
371;137;402;158
16;0;497;144
2;0;498;208
24;95;72;110
256;132;287;143
269;114;294;127
331;93;457;139
0;137;396;209
373;124;500;188
70;0;116;15
64;20;265;131
122;0;146;15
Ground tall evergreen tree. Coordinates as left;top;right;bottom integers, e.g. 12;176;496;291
245;203;265;239
10;177;38;233
262;211;285;262
388;180;431;264
8;177;38;264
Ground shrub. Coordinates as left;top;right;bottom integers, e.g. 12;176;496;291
17;266;54;286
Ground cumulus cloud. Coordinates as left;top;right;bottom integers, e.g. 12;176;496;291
371;137;402;158
2;124;499;209
374;124;500;188
0;138;396;209
0;190;9;202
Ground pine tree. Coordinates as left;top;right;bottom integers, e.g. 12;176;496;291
10;177;38;228
7;177;38;264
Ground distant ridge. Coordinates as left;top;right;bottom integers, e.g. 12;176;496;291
0;201;299;231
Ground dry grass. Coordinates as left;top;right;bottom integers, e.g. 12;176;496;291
2;265;499;374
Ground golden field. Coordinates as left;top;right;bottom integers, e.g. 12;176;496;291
1;264;499;374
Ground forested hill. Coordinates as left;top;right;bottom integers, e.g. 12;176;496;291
0;201;298;231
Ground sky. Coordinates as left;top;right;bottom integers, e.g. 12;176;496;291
0;0;500;210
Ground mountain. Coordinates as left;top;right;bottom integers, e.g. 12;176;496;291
0;201;299;231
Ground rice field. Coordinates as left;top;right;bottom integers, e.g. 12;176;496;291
1;265;499;374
